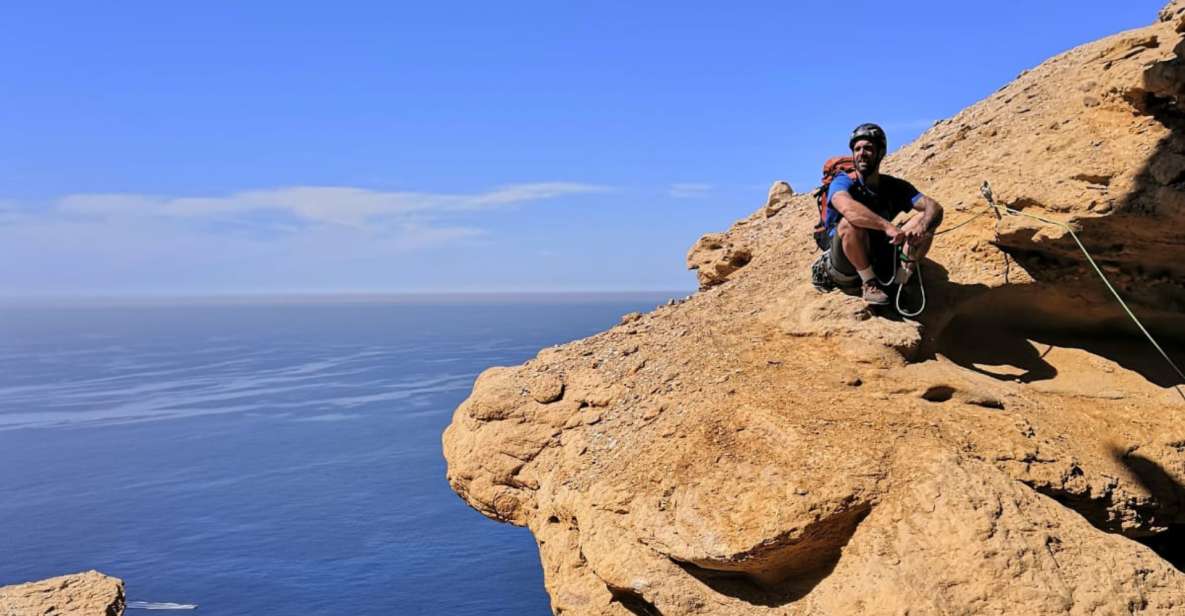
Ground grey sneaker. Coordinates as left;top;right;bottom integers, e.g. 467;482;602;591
862;280;890;306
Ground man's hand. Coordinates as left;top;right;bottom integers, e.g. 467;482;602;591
884;224;907;246
900;216;931;245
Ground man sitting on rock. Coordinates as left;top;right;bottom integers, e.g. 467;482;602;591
828;123;944;306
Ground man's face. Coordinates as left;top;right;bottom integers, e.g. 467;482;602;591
852;139;881;175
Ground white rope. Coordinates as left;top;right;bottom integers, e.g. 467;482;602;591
895;261;925;317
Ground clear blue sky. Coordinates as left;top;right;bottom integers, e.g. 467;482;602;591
0;1;1165;296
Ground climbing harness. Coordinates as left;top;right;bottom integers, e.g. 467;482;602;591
818;234;927;316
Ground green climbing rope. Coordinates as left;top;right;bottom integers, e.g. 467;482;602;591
934;206;994;236
973;181;1185;403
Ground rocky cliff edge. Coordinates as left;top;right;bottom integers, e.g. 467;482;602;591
0;572;125;616
444;4;1185;614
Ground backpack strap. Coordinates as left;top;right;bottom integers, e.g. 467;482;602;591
813;156;857;250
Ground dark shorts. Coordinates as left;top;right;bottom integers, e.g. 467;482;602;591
828;228;897;283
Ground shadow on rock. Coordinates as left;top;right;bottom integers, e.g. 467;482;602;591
674;558;839;608
918;38;1185;391
672;504;872;608
1116;448;1185;571
914;260;1185;389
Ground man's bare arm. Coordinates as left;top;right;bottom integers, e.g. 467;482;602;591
830;190;896;233
902;195;944;243
912;195;944;230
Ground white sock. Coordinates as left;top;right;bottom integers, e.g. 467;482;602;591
857;267;876;283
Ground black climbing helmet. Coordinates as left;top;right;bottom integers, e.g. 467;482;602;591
849;123;887;154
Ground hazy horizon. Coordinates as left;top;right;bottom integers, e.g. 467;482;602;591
0;289;690;307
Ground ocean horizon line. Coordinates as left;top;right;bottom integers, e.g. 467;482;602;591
0;290;694;308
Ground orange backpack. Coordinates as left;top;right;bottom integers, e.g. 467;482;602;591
813;156;858;250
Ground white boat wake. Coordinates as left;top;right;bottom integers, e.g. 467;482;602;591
127;601;198;610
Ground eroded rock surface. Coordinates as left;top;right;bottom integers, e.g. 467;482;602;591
445;4;1185;614
686;233;752;290
0;571;125;616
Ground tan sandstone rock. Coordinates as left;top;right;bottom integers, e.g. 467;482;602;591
0;571;125;616
686;233;753;290
763;182;794;218
445;3;1185;614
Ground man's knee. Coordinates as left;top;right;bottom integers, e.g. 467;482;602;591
837;218;865;238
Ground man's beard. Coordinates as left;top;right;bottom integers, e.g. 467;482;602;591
856;156;880;175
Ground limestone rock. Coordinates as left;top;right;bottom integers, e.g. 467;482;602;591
445;4;1185;614
763;181;794;218
1160;0;1185;30
0;571;125;616
527;371;565;404
686;233;752;289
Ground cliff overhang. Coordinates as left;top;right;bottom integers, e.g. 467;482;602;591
444;4;1185;614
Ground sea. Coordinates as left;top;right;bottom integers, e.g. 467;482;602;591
0;294;674;615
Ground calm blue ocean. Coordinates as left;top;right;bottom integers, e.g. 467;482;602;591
0;296;669;615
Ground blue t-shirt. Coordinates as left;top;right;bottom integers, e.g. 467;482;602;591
825;173;924;236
